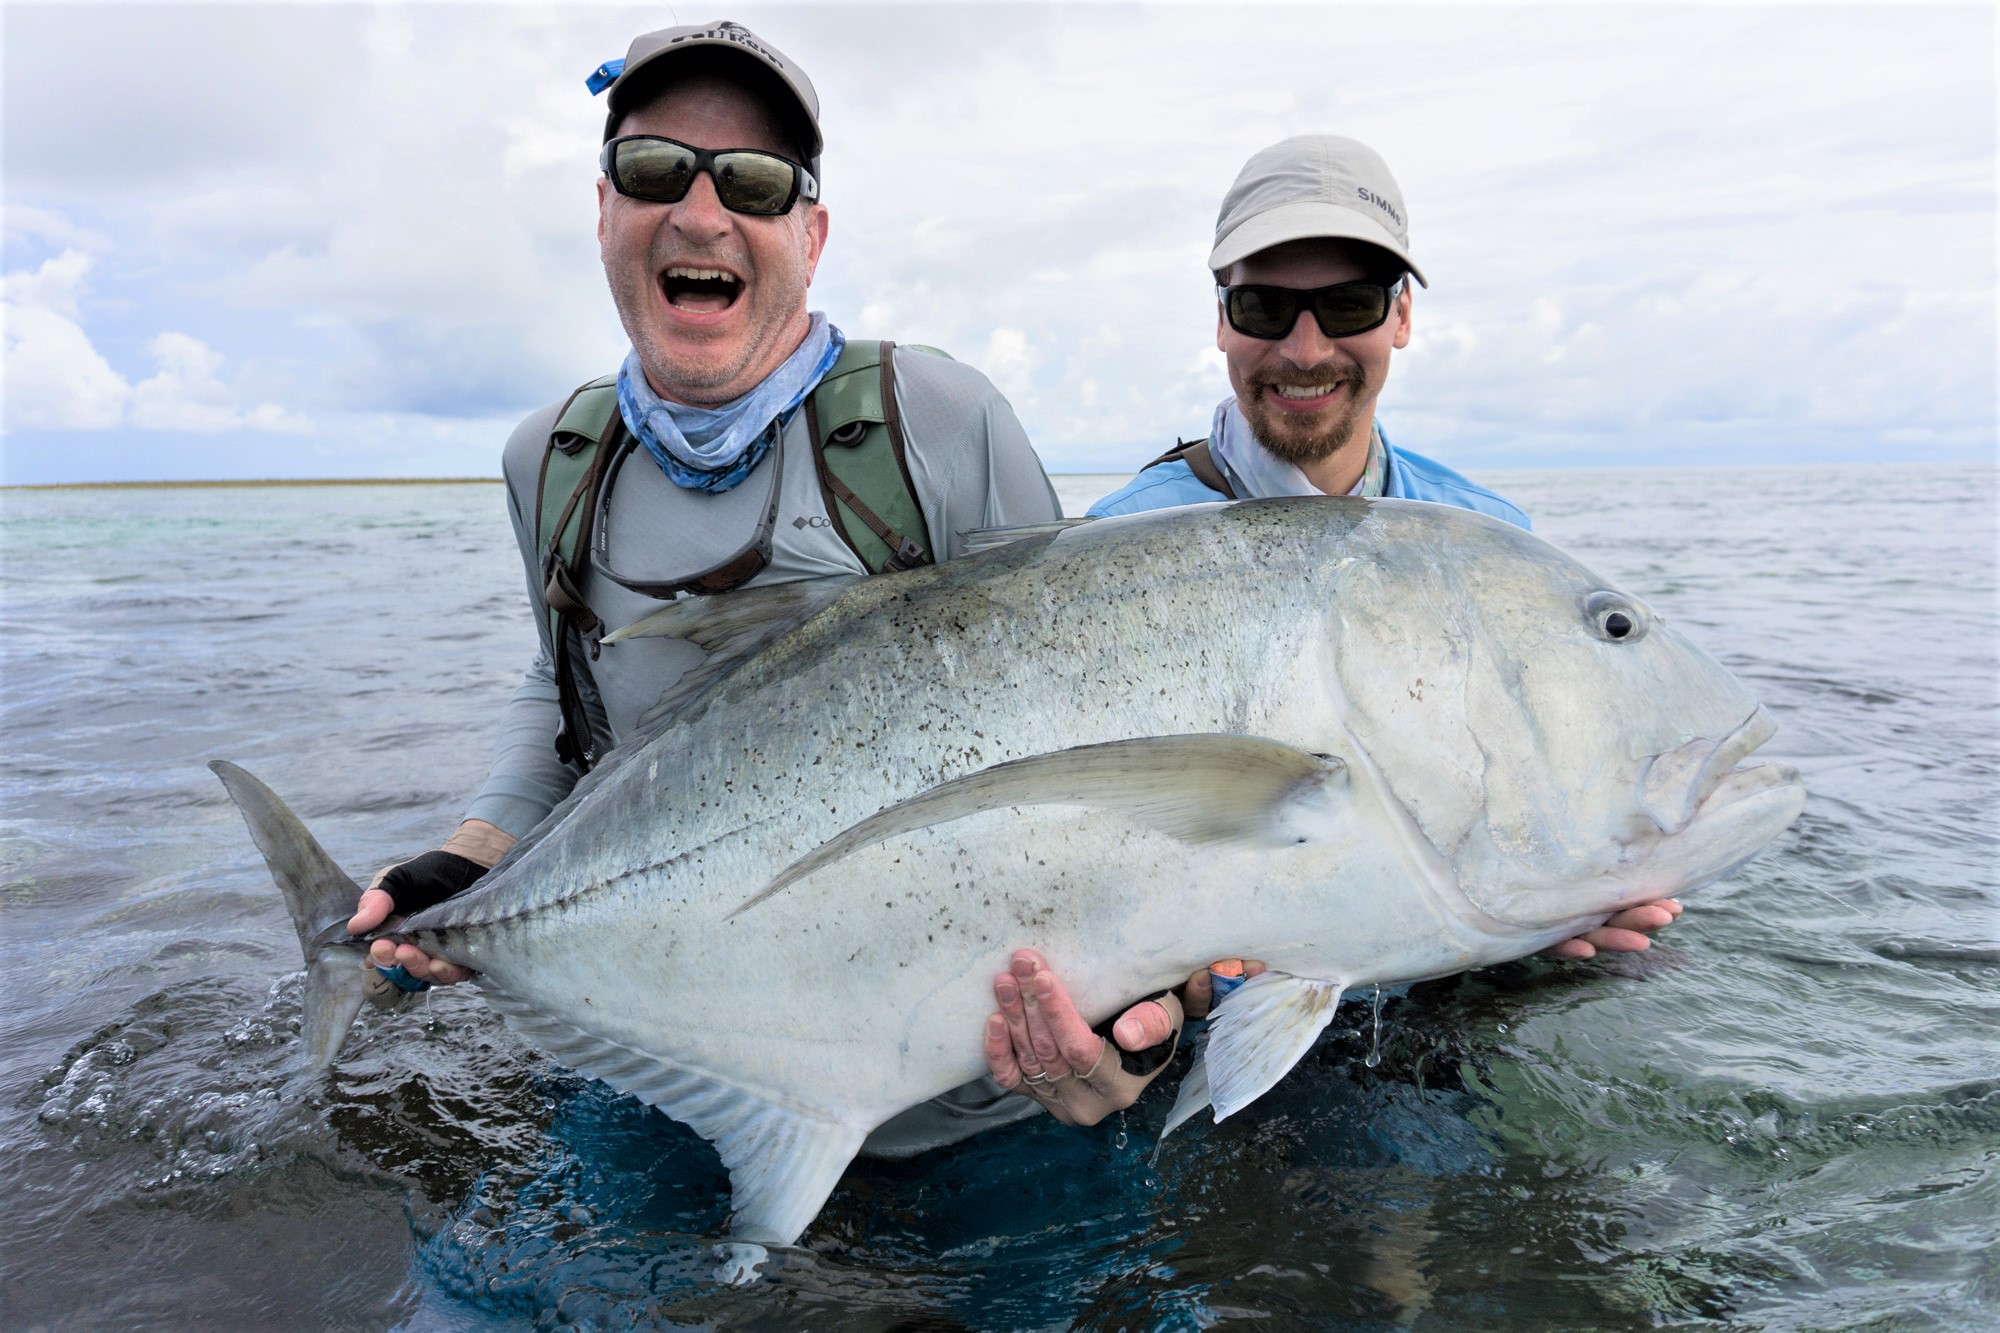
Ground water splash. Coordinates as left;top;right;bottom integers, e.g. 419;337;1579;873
1364;987;1385;1068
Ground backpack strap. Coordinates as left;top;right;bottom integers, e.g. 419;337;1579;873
535;374;621;769
805;340;937;573
1141;437;1236;499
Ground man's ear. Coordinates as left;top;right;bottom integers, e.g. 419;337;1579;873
1392;284;1413;350
596;175;609;246
802;202;829;282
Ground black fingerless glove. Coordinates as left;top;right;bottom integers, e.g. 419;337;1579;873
377;850;488;916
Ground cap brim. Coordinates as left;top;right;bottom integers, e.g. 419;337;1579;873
1209;200;1427;287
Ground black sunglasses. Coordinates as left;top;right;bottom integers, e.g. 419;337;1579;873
600;135;819;216
1219;276;1407;340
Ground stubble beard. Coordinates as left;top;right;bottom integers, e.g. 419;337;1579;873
608;231;814;405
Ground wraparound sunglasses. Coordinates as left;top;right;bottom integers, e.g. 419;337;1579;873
1220;275;1407;340
600;135;819;216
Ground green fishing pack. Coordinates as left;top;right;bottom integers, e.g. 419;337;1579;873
533;339;940;768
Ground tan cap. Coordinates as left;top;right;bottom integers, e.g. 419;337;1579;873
596;20;821;172
1209;135;1427;287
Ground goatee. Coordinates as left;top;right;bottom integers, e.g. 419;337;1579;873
1243;373;1367;466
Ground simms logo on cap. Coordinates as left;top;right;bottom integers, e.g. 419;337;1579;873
1357;187;1402;229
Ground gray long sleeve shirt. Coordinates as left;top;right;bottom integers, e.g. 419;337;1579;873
465;347;1062;838
462;348;1062;1156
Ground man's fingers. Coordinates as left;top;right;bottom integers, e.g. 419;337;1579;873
1030;969;1105;1071
993;970;1042;1075
1180;967;1215;1019
1543;937;1597;961
1112;999;1175;1052
1607;902;1678;932
1582;926;1653;954
349;887;395;935
983;1014;1021;1090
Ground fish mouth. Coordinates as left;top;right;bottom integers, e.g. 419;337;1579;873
1637;705;1789;836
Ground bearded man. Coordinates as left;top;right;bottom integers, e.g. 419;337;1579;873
1090;134;1527;524
981;136;1681;1127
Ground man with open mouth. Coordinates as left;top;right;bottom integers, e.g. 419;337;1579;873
340;20;1135;1154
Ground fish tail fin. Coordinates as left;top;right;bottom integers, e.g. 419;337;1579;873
208;759;371;1068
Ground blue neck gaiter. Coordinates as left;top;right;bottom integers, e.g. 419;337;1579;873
616;315;845;494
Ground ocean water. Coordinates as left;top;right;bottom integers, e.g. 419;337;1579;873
1;465;1994;1331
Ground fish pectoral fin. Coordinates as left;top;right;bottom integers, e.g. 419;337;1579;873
731;734;1348;917
1203;973;1346;1124
480;989;865;1247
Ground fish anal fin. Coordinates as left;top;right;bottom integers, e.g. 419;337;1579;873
1158;1053;1212;1148
482;989;864;1246
1205;972;1346;1122
733;734;1348;918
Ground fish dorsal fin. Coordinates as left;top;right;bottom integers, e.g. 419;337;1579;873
954;518;1092;557
731;734;1347;918
480;987;865;1247
1159;973;1347;1143
602;575;862;735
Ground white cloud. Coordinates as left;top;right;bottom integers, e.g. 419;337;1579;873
1;3;1992;477
2;241;306;435
130;332;308;433
2;250;130;428
981;327;1039;407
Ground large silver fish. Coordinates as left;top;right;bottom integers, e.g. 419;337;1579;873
214;497;1804;1249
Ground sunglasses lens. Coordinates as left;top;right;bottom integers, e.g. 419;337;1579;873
1226;287;1300;339
710;152;798;214
1312;284;1391;337
613;139;700;203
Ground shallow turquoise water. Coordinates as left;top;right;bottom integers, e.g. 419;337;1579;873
2;466;1994;1329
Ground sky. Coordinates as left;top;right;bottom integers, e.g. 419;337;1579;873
2;1;1994;484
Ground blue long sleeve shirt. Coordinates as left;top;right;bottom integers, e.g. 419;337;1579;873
1087;424;1530;530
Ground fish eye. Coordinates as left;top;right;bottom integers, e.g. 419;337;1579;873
1582;590;1649;643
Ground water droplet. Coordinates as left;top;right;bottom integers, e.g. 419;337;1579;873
1113;1130;1128;1150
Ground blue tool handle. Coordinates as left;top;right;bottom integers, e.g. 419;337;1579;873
375;964;431;993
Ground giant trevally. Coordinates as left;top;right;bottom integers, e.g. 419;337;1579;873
212;497;1804;1250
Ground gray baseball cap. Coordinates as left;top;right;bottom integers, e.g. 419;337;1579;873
1209;135;1427;287
595;20;822;173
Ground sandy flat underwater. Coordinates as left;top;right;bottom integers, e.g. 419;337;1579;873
2;464;1994;1330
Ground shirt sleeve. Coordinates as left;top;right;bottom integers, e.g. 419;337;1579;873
888;351;1063;559
461;404;603;839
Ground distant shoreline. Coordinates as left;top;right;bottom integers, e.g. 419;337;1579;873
0;477;506;491
1;474;1137;492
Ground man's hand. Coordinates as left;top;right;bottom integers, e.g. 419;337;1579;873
1542;899;1683;961
348;819;515;986
983;949;1184;1126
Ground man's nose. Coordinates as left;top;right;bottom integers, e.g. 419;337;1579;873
667;169;731;241
1275;310;1339;365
